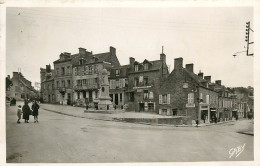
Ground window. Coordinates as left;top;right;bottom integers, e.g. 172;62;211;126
61;67;65;75
83;79;86;85
134;65;138;72
52;84;54;90
130;92;134;102
134;77;139;86
62;80;65;87
74;67;78;76
159;94;170;104
144;63;149;70
162;94;167;104
77;92;80;99
199;93;203;100
116;69;120;75
95;91;98;98
77;80;81;86
79;59;84;65
120;93;123;102
56;81;59;88
56;68;59;75
188;93;194;104
94;78;98;84
67;66;70;74
89;66;92;74
144;77;148;86
67;80;71;88
144;90;149;99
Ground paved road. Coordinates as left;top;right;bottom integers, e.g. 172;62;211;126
6;102;254;163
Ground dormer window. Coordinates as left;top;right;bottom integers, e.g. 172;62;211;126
116;69;120;75
134;65;139;72
144;63;149;70
79;59;84;65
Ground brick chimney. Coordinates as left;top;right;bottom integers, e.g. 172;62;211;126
110;46;116;56
79;47;87;56
204;76;211;83
185;63;194;73
130;57;135;65
160;53;166;64
174;57;183;70
198;72;204;79
215;80;221;86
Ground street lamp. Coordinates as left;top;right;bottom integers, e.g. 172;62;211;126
232;50;247;58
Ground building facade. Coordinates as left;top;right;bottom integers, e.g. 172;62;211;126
7;72;38;101
125;51;169;113
158;58;219;123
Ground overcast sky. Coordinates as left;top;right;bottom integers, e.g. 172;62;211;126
6;7;254;88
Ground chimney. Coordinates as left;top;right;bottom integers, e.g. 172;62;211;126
185;63;194;73
174;57;183;70
130;57;135;65
7;75;10;79
160;53;166;64
215;80;221;86
204;76;211;83
198;72;204;79
110;46;116;56
79;47;87;56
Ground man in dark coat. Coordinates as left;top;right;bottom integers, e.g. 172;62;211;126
32;100;40;123
22;101;30;123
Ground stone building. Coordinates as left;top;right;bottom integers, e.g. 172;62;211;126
109;65;129;109
126;51;169;113
53;52;74;105
72;46;120;107
6;72;37;101
212;81;234;121
158;58;219;123
40;64;55;103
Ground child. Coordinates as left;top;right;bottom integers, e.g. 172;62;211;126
17;105;22;124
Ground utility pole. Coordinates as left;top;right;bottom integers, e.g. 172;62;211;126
245;21;254;56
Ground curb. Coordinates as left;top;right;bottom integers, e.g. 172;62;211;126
41;108;196;127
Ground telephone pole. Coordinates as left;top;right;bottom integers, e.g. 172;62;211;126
245;21;254;56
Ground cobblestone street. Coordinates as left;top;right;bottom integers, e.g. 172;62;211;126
6;102;254;163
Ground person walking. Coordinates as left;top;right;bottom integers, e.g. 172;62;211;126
17;105;22;124
32;100;40;123
22;101;31;123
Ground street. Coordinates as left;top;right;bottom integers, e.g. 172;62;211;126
6;102;254;163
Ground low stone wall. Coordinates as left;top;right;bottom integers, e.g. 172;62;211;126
113;116;192;125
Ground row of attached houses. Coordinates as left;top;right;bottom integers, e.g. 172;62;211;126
40;46;253;122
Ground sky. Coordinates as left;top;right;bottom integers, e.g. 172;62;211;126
6;7;254;88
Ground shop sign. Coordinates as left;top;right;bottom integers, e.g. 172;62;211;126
186;103;195;108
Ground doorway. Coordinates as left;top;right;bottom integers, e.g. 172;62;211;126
139;103;144;112
115;93;118;105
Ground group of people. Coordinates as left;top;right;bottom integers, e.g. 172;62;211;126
17;100;40;124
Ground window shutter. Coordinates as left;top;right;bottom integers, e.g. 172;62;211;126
188;94;190;104
122;79;125;87
191;93;194;104
119;79;122;88
206;95;209;104
159;95;162;104
167;94;170;104
109;80;112;89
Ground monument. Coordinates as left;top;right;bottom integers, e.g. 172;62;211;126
98;69;114;110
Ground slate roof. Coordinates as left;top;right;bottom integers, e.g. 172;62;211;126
129;60;165;73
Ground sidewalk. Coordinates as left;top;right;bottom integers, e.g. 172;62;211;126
39;103;242;127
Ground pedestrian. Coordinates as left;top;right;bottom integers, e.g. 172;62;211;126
17;105;22;124
22;101;31;123
32;100;40;123
196;119;199;128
